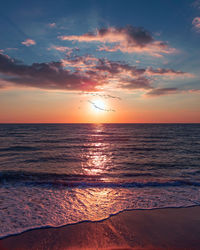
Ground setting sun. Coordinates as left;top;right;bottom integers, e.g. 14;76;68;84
89;99;107;113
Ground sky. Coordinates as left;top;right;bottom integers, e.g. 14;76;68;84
0;0;200;123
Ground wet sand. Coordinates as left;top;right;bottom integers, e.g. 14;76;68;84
1;206;200;249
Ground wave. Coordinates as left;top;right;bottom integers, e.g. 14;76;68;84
0;170;151;182
24;156;81;163
0;146;39;152
1;170;200;189
119;147;173;152
21;180;200;188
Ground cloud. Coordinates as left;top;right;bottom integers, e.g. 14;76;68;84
193;0;200;9
0;53;100;91
49;45;71;52
146;67;194;78
192;17;200;32
61;55;191;89
21;39;36;47
0;53;194;95
94;58;145;76
61;55;99;70
188;89;200;93
0;78;14;89
145;88;200;97
59;26;176;57
145;88;180;97
48;23;56;28
60;55;152;89
119;77;152;90
48;46;79;56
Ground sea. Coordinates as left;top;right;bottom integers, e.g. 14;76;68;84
0;123;200;238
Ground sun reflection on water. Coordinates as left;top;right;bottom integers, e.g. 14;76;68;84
74;187;122;221
81;124;112;177
78;124;123;220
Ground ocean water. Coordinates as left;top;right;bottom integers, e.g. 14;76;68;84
0;123;200;238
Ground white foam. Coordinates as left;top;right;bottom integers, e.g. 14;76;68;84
1;184;200;238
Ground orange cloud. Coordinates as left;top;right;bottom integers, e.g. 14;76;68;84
21;39;36;47
49;46;71;52
59;26;176;57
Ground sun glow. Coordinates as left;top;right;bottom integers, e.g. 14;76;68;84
90;99;106;113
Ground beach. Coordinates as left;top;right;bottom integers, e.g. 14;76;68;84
1;206;200;249
0;124;200;249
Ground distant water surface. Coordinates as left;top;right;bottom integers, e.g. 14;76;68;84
0;123;200;237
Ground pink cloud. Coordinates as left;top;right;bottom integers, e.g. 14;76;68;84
48;22;56;28
61;55;98;70
59;26;176;57
21;39;36;47
0;53;195;95
49;46;72;52
59;55;194;91
192;17;200;32
97;45;120;52
48;46;79;56
60;55;193;91
188;89;200;93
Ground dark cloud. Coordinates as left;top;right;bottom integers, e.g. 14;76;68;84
0;53;100;91
119;77;152;90
97;26;154;47
146;67;193;77
95;59;145;76
145;88;180;96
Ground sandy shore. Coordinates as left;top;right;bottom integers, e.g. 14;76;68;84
1;206;200;249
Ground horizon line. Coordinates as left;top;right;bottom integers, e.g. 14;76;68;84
0;122;200;125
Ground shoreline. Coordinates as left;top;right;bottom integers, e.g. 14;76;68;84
1;206;200;249
0;204;199;240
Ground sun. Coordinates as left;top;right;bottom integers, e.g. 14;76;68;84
93;99;106;110
90;99;106;113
